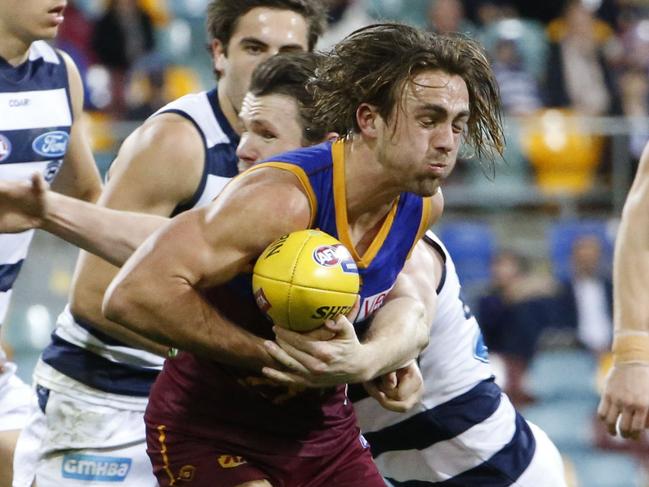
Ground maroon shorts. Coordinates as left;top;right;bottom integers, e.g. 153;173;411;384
146;422;384;487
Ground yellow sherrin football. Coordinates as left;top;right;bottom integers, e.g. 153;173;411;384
252;229;359;332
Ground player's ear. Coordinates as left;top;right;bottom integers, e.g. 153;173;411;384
211;39;227;76
356;103;379;138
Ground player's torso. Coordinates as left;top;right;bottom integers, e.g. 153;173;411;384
0;41;72;325
257;139;431;329
37;88;240;404
149;140;430;451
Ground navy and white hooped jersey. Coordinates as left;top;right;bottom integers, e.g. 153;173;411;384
0;41;72;325
36;88;240;403
351;230;553;486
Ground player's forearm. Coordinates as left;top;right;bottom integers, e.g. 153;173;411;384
70;280;169;357
359;296;429;381
103;273;275;370
614;201;649;334
611;149;649;364
42;191;167;266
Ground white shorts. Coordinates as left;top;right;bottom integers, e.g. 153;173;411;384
12;386;158;487
0;361;33;432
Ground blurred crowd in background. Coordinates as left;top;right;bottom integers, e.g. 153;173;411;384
5;0;649;485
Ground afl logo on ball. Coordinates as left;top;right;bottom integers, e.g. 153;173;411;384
313;244;345;267
0;134;11;162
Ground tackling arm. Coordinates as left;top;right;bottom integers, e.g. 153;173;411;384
0;172;167;267
359;239;441;379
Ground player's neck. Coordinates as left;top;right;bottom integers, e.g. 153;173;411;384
343;136;401;220
217;85;243;135
0;32;32;66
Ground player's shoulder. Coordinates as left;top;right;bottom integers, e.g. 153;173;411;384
131;113;205;159
262;140;334;166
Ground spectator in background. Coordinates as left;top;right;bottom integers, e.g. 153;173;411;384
125;67;167;120
478;249;556;406
492;38;542;116
544;0;621;116
619;66;649;161
427;0;476;35
555;235;613;354
92;0;156;115
317;0;373;49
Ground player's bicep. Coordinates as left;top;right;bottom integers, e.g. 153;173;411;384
100;116;203;216
195;169;313;287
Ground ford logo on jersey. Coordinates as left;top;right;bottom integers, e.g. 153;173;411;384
62;454;131;482
32;130;69;158
0;134;11;162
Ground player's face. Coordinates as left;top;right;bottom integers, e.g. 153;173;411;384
237;92;304;172
213;7;309;113
0;0;66;44
376;70;469;197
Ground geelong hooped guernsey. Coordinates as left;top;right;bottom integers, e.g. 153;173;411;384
36;88;240;403
0;41;72;325
351;231;539;485
144;139;432;456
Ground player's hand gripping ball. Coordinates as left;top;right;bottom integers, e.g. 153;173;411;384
252;230;359;332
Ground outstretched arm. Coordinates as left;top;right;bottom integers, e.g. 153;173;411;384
0;172;167;267
598;141;649;439
103;168;312;369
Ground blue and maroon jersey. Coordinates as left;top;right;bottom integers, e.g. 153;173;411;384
145;139;431;457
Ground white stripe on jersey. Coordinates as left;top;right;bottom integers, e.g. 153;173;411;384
0;231;34;265
0;161;52;181
0;89;71;131
54;307;164;369
28;41;60;64
372;397;517;483
0;291;12;324
194;173;231;208
154;92;230;148
418;231;494;407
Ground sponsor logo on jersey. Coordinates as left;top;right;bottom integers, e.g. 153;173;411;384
357;285;395;322
32;130;69;158
217;455;247;469
8;97;29;107
44;159;62;183
473;330;490;363
61;454;132;482
0;134;11;162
